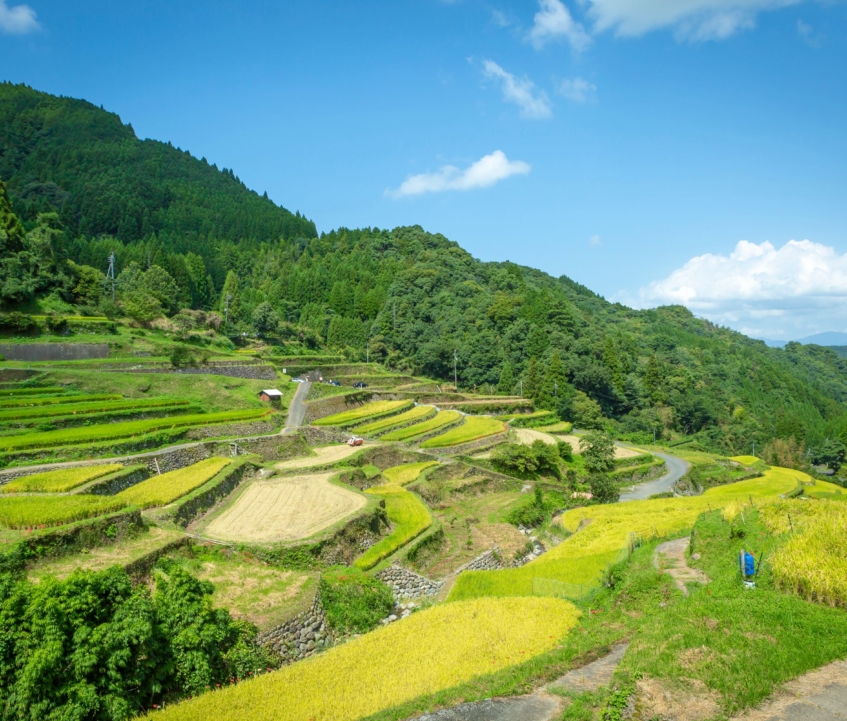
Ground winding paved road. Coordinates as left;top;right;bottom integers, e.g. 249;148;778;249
618;449;690;501
282;380;311;434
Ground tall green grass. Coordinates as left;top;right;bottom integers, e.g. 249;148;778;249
0;387;67;397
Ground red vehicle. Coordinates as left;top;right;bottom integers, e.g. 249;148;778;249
347;437;364;447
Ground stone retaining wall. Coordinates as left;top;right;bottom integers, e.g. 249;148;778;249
375;564;444;599
86;465;150;495
0;343;110;361
185;420;277;440
257;593;333;665
457;547;504;573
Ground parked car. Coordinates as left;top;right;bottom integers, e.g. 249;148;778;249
292;378;305;383
353;381;368;388
328;380;341;387
347;437;364;447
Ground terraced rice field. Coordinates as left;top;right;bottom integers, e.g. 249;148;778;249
275;443;373;470
381;461;439;485
116;457;231;509
312;400;413;427
1;464;123;493
203;472;366;543
0;409;270;452
556;434;643;459
354;404;435;434
420;416;506;448
381;410;462;442
0;386;66;397
534;421;573;433
355;482;432;570
0;494;127;529
450;469;799;601
0;393;119;408
0;397;190;421
155;596;580;721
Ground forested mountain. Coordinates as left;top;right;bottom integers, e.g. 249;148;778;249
2;83;847;456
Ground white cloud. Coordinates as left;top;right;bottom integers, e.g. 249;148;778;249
634;239;847;338
585;0;800;41
527;0;592;50
558;77;597;103
482;59;552;119
0;0;39;34
589;234;602;246
386;151;530;199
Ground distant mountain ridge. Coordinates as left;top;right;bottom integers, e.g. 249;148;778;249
759;332;847;348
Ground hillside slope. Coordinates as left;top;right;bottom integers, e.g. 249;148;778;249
1;85;847;455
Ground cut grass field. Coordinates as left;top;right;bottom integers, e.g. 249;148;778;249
355;404;435;434
381;461;439;486
513;428;558;446
202;472;366;543
312;400;413;427
0;397;190;421
1;464;123;493
450;469;799;601
0;393;120;408
28;525;185;581
355;482;433;570
381;410;462;442
116;458;231;509
420;416;506;449
154;596;580;721
166;546;318;631
0;494;127;529
0;409;271;452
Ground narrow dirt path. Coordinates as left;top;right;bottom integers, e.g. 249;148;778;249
653;537;708;596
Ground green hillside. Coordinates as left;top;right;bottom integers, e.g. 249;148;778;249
2;84;847;458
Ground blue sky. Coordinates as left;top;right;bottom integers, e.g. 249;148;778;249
2;0;847;340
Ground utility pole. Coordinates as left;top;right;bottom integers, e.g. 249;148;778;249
366;342;369;365
519;379;523;398
752;442;756;457
104;252;117;301
554;382;558;399
453;349;458;391
224;293;232;326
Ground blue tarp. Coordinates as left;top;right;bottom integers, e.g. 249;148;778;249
740;551;755;577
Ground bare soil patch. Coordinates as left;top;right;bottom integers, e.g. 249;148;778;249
203;472;366;543
634;677;722;721
275;443;375;470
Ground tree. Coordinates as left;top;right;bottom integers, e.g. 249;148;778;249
572;391;605;430
68;260;105;306
644;354;663;403
497;361;515;395
761;437;806;470
524;357;542;399
252;301;280;337
219;270;242;325
580;430;616;474
0;179;26;254
815;438;847;472
123;292;162;324
589;474;619;504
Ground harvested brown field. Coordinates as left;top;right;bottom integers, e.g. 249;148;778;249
203;472;366;543
556;434;643;459
514;428;558;446
275;443;375;471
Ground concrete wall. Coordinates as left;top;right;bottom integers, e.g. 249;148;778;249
0;343;110;361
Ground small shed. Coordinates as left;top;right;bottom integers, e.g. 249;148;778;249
259;389;283;403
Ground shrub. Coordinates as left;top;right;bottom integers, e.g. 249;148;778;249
319;567;394;634
589;474;620;504
1;464;123;493
0;312;37;333
579;431;616;473
117;457;231;509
